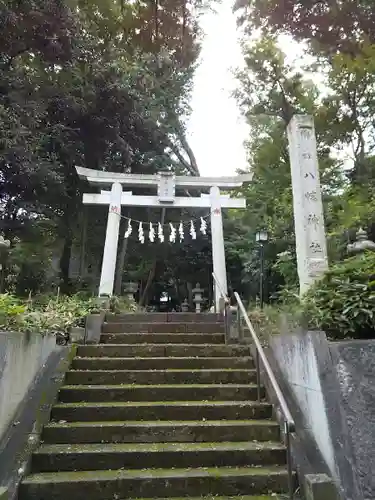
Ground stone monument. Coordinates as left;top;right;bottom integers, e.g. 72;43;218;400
287;115;329;295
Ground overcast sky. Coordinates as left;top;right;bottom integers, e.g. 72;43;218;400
186;0;248;176
186;1;306;177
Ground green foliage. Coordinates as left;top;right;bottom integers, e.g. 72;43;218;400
248;302;303;344
0;0;210;296
0;290;142;335
302;252;375;339
109;295;138;314
234;0;375;54
0;294;26;330
272;251;298;290
0;293;96;335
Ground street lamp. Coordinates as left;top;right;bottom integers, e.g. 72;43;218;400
255;230;268;309
0;235;10;294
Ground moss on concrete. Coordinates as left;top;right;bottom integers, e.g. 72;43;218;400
24;465;290;483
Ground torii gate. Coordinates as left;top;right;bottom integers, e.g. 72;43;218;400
76;114;330;304
76;166;253;308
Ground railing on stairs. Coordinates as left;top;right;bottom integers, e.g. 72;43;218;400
212;272;296;500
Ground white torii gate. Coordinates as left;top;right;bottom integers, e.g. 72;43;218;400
76;114;330;304
76;166;253;308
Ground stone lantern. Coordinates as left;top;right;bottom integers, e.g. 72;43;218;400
347;228;375;255
192;282;204;313
181;299;189;313
123;281;138;301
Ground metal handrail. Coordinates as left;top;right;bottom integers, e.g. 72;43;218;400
212;272;231;342
234;292;295;430
212;272;227;302
235;290;296;499
211;272;296;499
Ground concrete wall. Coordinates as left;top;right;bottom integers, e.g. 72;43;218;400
0;331;57;441
271;332;335;476
268;330;363;500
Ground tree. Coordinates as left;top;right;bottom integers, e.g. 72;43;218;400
234;0;375;54
227;37;345;301
0;0;214;294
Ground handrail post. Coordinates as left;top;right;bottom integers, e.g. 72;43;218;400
224;300;231;344
255;349;261;402
236;306;242;344
285;421;294;499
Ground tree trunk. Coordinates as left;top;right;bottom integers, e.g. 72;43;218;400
114;229;129;295
187;281;193;308
60;230;73;293
79;206;87;277
138;208;166;307
139;260;157;307
178;132;200;176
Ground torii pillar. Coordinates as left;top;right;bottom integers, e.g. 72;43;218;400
210;186;228;308
99;182;122;296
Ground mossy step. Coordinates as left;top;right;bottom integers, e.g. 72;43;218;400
51;400;273;422
20;466;291;500
119;497;273;500
58;383;265;403
100;333;226;345
43;419;279;444
72;356;254;370
32;441;286;472
102;322;225;333
105;312;222;323
65;368;256;385
114;497;273;500
36;441;285;452
77;344;249;358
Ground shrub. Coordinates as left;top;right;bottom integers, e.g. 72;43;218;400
0;293;98;335
302;252;375;339
109;295;138;314
0;294;26;330
0;292;139;335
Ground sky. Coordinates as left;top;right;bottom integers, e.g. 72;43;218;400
186;1;248;177
186;1;306;177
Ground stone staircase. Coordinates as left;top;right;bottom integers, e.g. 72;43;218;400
19;312;291;500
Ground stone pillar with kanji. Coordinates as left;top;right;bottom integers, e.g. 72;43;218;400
287;115;328;295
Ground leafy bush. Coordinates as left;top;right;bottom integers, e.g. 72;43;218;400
0;293;98;335
0;292;140;335
302;252;375;339
109;295;138;314
249;301;304;345
0;294;26;330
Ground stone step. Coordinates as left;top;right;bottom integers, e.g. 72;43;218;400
20;466;291;499
32;441;286;473
72;356;253;370
100;333;226;344
43;419;280;444
105;313;222;323
76;344;249;358
58;384;265;403
102;322;225;334
84;497;273;500
65;369;256;385
51;400;273;422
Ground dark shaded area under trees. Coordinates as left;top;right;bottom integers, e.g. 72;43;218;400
0;0;216;304
2;0;375;317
